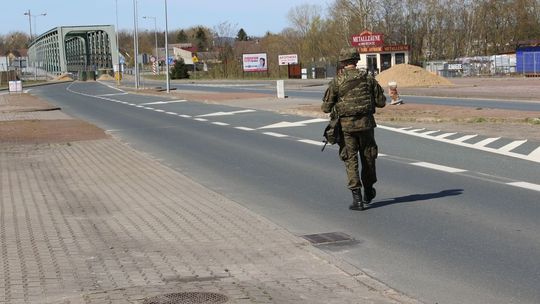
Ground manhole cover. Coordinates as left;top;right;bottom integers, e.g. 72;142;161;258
302;232;353;244
143;292;229;304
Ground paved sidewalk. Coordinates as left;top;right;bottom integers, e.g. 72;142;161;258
0;96;420;303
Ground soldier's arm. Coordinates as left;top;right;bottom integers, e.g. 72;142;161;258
371;78;387;108
321;80;338;113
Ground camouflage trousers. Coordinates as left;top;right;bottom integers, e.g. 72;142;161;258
338;129;378;190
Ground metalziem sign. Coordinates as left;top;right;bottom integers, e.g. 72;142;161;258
351;30;384;47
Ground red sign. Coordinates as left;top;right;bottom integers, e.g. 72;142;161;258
358;45;410;53
351;30;384;47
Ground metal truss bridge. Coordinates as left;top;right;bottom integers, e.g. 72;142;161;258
27;25;119;76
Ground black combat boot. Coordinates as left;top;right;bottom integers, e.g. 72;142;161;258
349;189;364;210
363;187;376;204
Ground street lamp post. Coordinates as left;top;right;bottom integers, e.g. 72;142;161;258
115;0;121;85
23;10;32;39
132;0;140;89
143;16;159;75
164;0;170;93
32;13;47;38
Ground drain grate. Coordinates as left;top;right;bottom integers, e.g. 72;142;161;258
143;292;229;304
301;232;354;245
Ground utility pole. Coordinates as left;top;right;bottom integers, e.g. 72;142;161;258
23;10;33;40
132;0;140;89
115;0;121;85
164;0;170;93
143;16;159;75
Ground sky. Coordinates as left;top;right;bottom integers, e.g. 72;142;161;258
1;0;333;37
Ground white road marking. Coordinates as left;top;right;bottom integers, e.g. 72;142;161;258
455;134;477;142
378;125;540;164
507;182;540;192
263;132;288;138
140;99;186;105
420;130;440;135
409;128;426;132
212;122;229;126
154;109;165;113
499;140;527;152
165;111;177;115
435;132;457;138
528;146;540;162
97;81;126;93
143;107;154;110
97;92;128;96
178;114;191;118
258;118;327;129
194;118;208;122
473;137;501;147
197;109;256;117
298;139;325;146
378;153;388;157
411;162;467;173
235;126;255;131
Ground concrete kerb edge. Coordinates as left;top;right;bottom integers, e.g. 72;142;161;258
0;79;74;92
302;245;423;304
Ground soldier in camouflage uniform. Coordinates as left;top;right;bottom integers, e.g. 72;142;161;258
321;47;387;210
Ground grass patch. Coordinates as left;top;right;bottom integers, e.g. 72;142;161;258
525;117;540;125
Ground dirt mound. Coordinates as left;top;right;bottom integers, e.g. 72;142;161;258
55;73;73;81
97;74;115;81
376;64;453;88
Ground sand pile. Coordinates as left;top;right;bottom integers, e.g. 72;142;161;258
55;73;73;81
98;74;115;81
376;64;453;88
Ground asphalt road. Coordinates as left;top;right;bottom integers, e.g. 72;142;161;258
126;78;540;111
32;82;540;304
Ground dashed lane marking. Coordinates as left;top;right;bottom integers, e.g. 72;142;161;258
263;132;288;138
140;100;186;105
235;126;255;131
507;182;540;192
194;118;208;122
411;162;467;173
197;109;256;117
297;139;325;146
211;122;229;126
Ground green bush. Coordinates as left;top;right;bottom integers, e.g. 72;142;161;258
170;58;190;79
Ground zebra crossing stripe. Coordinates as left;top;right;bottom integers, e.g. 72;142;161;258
499;140;527;152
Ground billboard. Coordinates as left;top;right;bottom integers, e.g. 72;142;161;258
243;53;267;72
278;54;298;65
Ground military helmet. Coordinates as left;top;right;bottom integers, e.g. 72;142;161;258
339;47;360;62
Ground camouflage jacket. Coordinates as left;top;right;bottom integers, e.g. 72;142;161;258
321;67;386;132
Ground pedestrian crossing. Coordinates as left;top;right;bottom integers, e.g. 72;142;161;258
378;125;540;163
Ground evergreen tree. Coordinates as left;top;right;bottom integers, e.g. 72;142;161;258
170;58;189;79
236;28;248;41
194;27;208;51
176;30;188;43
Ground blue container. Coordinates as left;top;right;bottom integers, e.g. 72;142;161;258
516;46;540;74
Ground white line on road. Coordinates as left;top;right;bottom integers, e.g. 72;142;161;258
154;109;165;113
411;162;467;173
97;92;128;96
499;140;527;153
435;132;457;138
235;126;255;131
455;134;478;142
178;114;191;118
473;137;501;147
258;118;327;129
507;182;540;192
378;125;540;164
263;132;288;138
140;100;186;105
298;139;325;146
211;122;229;126
197;109;256;117
194;118;208;122
165;112;177;115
